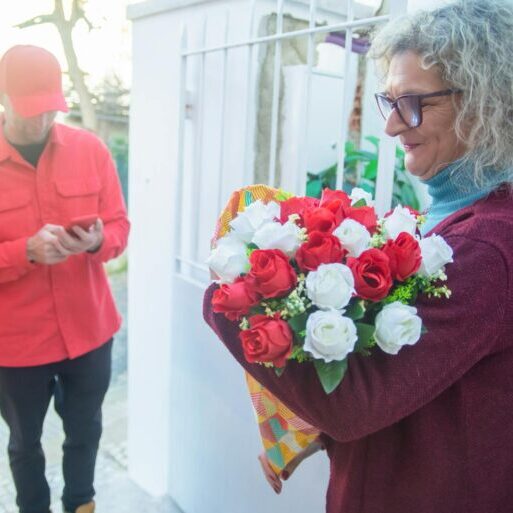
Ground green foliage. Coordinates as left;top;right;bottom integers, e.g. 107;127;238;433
354;322;376;355
345;299;366;321
288;312;308;337
314;358;348;394
290;345;310;363
383;277;419;305
246;243;258;257
306;136;420;210
275;366;285;377
108;135;129;204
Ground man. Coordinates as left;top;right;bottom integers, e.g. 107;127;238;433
0;45;130;513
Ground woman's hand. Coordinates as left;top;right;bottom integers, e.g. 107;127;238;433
258;437;325;494
258;452;283;494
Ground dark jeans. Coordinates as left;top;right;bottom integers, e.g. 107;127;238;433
0;340;113;513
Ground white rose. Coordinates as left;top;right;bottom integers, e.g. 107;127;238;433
306;263;355;310
206;234;249;283
251;220;302;256
333;219;371;257
382;205;417;240
304;310;357;362
418;234;454;277
374;302;422;355
350;187;374;207
229;200;280;243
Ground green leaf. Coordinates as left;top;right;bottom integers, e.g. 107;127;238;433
363;160;378;180
306;178;323;199
345;140;356;153
351;198;367;208
275;366;285;377
421;324;428;335
288;313;308;335
345;300;366;321
249;305;266;316
354;322;375;351
317;165;338;186
314;358;348;394
364;135;380;149
353;150;377;161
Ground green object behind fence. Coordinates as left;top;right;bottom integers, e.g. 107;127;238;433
108;135;129;204
306;136;420;211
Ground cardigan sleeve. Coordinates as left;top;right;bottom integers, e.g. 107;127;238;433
203;235;510;443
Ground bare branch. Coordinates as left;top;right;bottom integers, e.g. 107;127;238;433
70;0;95;31
14;13;57;29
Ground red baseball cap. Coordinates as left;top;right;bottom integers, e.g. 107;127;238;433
0;45;68;118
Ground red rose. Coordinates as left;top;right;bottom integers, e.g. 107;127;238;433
246;249;297;299
212;279;260;321
347;248;393;301
304;207;337;233
382;232;422;281
319;189;352;225
295;231;347;271
280;196;319;226
343;205;378;233
240;314;293;368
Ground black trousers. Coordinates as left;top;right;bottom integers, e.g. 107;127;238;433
0;340;112;513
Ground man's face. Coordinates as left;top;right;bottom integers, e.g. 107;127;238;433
2;95;57;145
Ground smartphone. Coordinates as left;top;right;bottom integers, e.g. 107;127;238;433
66;215;99;235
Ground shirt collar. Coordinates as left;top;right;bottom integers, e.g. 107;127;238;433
0;116;66;164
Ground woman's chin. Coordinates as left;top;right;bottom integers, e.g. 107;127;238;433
404;156;433;181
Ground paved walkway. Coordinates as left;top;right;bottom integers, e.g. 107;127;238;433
0;271;183;513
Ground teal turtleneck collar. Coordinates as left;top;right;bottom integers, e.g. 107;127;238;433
420;160;507;235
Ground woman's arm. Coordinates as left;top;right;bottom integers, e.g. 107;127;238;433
204;235;510;442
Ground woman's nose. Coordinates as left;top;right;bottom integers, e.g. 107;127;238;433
384;108;409;137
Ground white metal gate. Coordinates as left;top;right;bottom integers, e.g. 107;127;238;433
174;0;407;287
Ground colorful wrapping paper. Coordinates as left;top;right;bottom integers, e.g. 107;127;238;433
212;184;321;475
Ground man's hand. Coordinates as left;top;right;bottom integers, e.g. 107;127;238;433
27;224;72;265
58;219;104;254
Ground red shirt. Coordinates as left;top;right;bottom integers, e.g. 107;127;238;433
204;187;513;513
0;121;130;366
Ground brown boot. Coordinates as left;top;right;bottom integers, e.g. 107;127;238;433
64;501;95;513
76;502;95;513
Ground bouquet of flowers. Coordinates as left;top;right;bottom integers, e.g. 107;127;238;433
208;186;454;394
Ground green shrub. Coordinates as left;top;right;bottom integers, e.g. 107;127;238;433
306;136;420;210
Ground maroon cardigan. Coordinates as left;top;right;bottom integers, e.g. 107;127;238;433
203;187;513;513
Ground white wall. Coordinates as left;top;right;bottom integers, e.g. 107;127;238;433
127;1;332;509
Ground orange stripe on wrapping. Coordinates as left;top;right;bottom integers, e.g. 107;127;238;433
213;185;321;474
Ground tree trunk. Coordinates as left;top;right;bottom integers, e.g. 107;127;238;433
56;21;97;131
15;0;98;132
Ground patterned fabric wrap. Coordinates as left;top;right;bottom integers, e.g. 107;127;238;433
213;184;321;475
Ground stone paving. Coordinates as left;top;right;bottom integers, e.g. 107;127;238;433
0;271;183;513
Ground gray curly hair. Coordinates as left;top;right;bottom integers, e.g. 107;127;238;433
370;0;513;186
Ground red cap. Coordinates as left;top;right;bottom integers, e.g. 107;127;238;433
0;45;68;118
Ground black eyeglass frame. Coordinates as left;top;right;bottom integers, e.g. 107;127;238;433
374;89;462;128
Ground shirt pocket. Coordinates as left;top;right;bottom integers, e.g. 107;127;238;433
54;177;102;222
0;190;33;240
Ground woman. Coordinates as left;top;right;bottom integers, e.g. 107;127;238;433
204;1;513;511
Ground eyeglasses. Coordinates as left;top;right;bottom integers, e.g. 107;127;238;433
374;89;461;128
